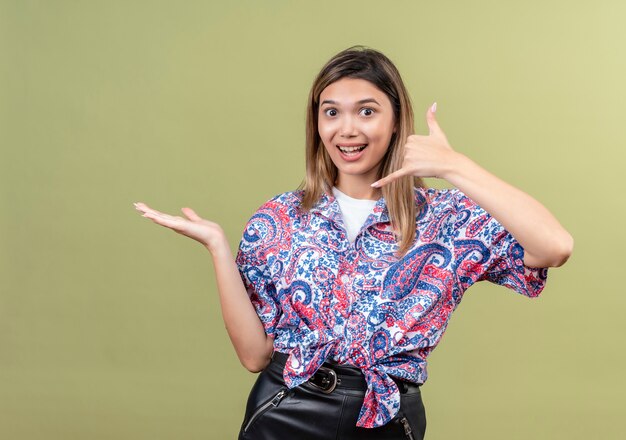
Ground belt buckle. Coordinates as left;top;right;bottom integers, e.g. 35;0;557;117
308;366;338;394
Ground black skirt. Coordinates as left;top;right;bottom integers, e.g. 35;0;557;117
238;352;427;440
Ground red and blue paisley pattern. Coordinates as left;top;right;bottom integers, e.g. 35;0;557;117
236;187;548;428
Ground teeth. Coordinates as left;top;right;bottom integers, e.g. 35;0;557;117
338;144;367;153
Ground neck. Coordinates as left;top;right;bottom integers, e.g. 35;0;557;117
335;173;382;200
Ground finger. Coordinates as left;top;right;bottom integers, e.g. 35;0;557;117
371;168;408;188
152;210;183;222
134;202;158;215
142;211;186;229
133;201;148;212
181;207;202;222
134;203;172;219
426;102;441;136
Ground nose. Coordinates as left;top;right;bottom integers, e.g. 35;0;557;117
339;115;359;137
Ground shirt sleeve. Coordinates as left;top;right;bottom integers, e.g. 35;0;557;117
235;200;284;338
451;189;548;297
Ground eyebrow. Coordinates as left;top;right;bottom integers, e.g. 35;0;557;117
320;98;381;106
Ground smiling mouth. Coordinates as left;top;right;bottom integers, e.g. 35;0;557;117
337;144;367;154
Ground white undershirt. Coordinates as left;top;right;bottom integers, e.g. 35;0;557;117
332;187;378;243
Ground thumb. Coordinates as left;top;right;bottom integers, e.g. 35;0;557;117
181;207;202;221
426;102;441;136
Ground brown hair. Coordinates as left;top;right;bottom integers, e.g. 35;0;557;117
299;45;425;257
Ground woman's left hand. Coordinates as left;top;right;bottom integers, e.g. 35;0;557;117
372;103;458;187
371;102;573;267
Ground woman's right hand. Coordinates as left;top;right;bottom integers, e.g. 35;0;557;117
133;202;228;254
134;201;273;371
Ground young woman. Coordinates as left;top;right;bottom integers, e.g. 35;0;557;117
134;46;573;439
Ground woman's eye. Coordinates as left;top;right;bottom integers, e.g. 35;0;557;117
324;108;337;117
360;108;374;116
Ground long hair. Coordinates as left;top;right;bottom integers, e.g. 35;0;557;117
299;46;425;257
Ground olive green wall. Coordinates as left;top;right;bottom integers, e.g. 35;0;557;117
1;1;623;439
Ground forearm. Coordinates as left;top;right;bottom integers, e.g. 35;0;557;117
208;242;274;372
442;152;573;268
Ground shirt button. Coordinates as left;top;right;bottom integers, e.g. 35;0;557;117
341;275;350;284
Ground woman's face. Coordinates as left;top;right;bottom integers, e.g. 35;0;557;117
318;77;396;185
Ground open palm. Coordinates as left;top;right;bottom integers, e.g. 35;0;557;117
133;202;226;252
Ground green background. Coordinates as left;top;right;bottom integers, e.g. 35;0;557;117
1;1;624;439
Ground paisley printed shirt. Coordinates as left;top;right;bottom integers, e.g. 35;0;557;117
236;187;548;428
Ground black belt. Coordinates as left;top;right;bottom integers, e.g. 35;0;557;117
270;351;420;394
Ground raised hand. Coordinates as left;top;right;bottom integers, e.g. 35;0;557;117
133;202;228;254
134;201;276;370
371;102;458;187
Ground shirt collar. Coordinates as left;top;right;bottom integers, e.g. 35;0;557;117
310;190;390;226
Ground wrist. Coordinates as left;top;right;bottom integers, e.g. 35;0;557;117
205;235;232;259
441;151;472;182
